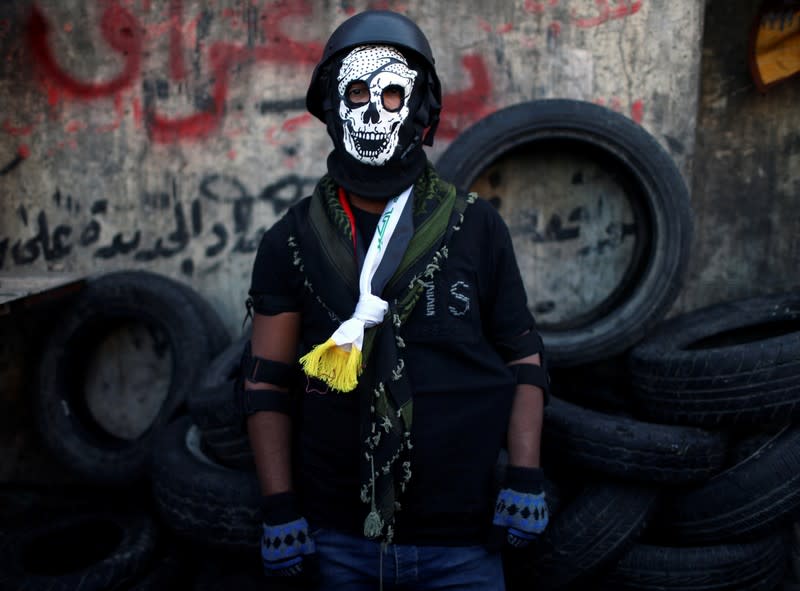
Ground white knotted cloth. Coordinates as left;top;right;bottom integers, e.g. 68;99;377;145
299;186;413;392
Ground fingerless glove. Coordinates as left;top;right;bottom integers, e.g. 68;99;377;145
492;466;549;548
260;492;317;578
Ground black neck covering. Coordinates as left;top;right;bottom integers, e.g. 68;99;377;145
326;147;427;201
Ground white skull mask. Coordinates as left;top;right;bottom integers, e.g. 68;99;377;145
337;45;418;166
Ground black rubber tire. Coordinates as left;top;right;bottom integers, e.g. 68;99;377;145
510;483;658;590
34;270;216;486
549;354;634;413
125;553;190;591
629;291;800;427
190;554;267;591
150;415;261;549
656;424;800;543
0;508;157;591
724;423;793;468
187;334;254;469
436;99;692;366
171;280;231;359
543;397;727;484
599;535;786;591
0;482;106;529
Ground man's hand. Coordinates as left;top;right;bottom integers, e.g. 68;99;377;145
260;492;318;581
492;466;549;548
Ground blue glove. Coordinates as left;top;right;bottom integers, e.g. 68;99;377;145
260;492;317;579
492;466;549;548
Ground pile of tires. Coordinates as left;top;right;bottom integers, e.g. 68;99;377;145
435;99;797;590
147;330;267;552
2;269;275;589
32;270;231;486
0;482;267;591
0;488;161;591
503;290;800;591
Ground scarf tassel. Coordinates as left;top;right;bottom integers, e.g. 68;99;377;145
299;338;362;392
364;510;384;539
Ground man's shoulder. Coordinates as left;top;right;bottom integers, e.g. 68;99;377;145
260;194;313;249
459;192;507;234
286;194;313;220
269;195;313;233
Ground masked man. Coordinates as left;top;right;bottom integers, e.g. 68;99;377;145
244;10;550;590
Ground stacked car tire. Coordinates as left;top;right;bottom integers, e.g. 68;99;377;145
502;291;800;591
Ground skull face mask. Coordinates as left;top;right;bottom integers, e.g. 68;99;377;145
337;45;418;166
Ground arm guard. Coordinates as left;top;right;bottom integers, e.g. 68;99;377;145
241;342;295;416
495;329;544;362
510;362;551;404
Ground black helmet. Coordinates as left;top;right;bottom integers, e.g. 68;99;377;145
306;9;442;134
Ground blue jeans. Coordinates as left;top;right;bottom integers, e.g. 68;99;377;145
312;528;506;590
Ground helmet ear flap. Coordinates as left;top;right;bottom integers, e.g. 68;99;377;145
409;68;441;147
317;62;335;115
422;70;441;146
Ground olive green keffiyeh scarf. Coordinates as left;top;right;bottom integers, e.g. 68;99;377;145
288;163;475;543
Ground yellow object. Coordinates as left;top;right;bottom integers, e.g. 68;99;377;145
299;338;363;392
750;6;800;90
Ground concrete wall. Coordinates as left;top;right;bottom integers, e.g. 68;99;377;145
674;0;800;312
0;0;705;481
0;0;703;333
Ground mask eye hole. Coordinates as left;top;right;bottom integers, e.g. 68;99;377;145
382;85;404;112
345;81;369;107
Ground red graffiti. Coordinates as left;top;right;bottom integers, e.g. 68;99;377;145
132;97;143;126
169;0;186;81
438;55;495;139
46;84;60;107
150;44;232;143
253;0;323;64
595;97;645;123
479;18;514;34
64;120;86;133
265;112;314;146
24;1;325;144
523;0;640;30
28;0;322;142
571;0;642;28
3;119;36;137
96;93;126;133
366;1;408;12
18;3;500;147
27;3;143;99
149;0;322;142
282;113;314;133
630;99;644;124
525;0;560;14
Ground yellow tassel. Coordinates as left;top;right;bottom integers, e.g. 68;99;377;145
299;338;362;392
